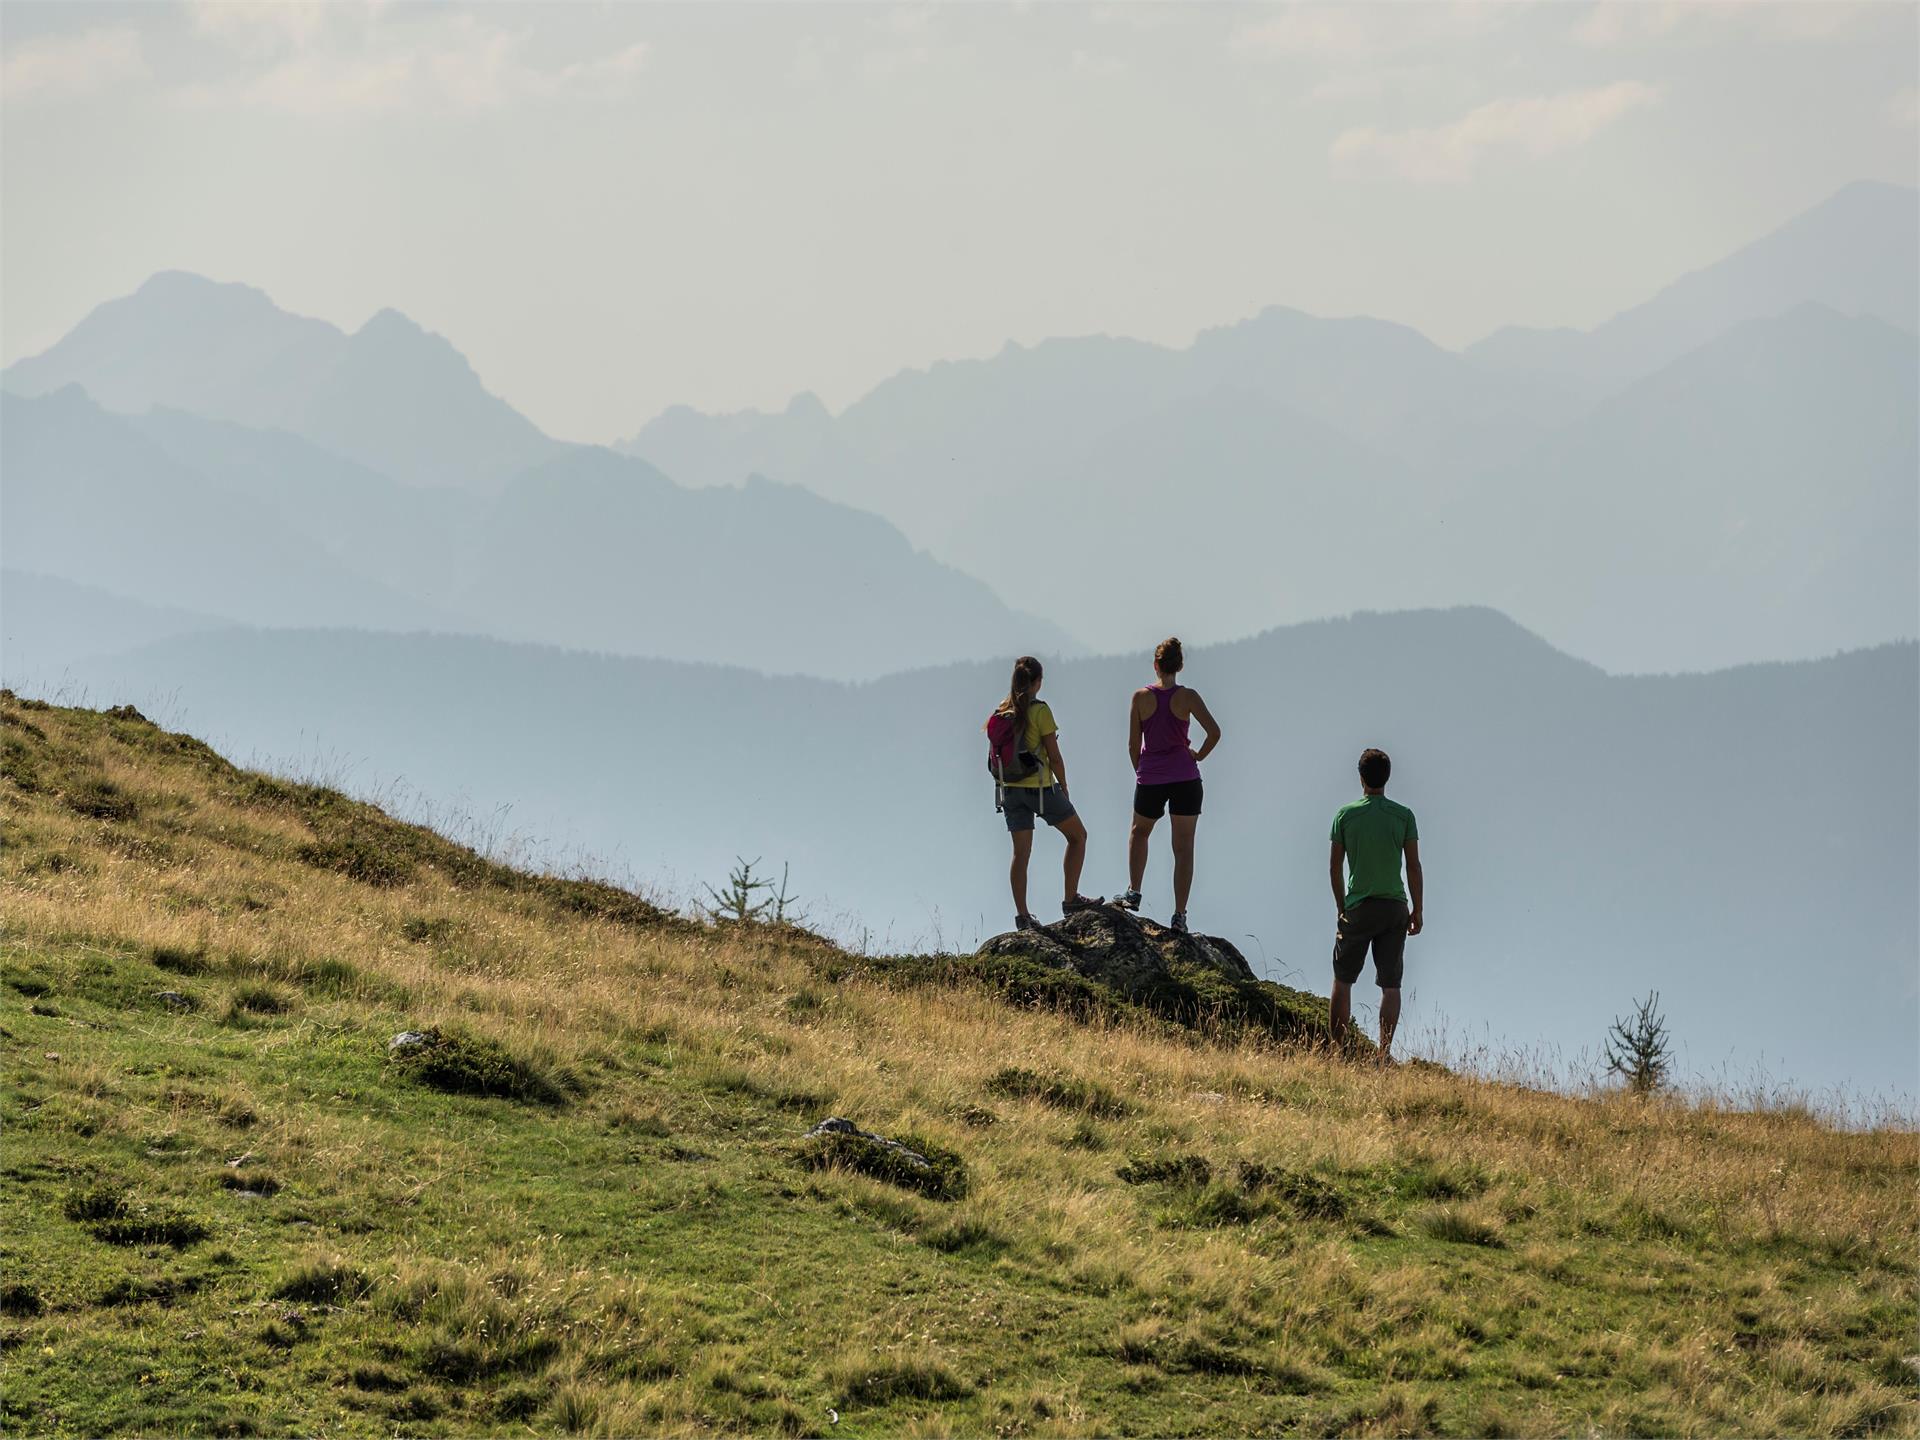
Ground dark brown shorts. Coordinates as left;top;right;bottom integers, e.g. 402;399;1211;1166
1332;898;1410;988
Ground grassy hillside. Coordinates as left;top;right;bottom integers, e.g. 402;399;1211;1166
3;694;1914;1438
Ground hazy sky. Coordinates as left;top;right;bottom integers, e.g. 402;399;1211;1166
3;1;1915;442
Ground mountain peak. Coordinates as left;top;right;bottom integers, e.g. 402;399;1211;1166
352;306;453;353
357;305;429;337
110;270;335;334
1824;176;1918;207
135;268;255;297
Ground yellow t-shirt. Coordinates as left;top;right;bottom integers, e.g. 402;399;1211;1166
1002;700;1058;788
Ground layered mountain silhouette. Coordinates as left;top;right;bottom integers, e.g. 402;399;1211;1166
1449;304;1918;673
614;182;1918;671
1466;179;1919;386
1;387;452;633
0;570;229;686
2;271;559;490
0;387;1074;678
23;609;1914;1103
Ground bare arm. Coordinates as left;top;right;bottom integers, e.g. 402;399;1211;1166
1126;692;1144;774
1329;841;1346;917
1184;690;1222;763
1404;840;1423;935
1044;732;1067;791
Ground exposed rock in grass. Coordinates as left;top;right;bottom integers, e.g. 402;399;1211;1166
798;1117;967;1201
384;1026;571;1105
982;903;1254;986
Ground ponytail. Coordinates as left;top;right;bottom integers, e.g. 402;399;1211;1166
991;655;1044;742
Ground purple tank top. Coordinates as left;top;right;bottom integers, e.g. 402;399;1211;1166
1136;686;1201;785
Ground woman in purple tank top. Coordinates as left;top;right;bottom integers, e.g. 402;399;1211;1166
1115;637;1222;933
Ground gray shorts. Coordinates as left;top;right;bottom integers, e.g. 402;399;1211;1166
1001;784;1076;833
1332;898;1410;988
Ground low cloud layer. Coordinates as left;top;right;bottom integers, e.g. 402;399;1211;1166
1;26;147;103
176;13;648;115
1331;81;1660;184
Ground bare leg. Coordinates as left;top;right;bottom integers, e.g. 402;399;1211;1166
1056;813;1088;904
1330;979;1353;1048
1169;814;1198;913
1128;812;1155;893
1378;987;1401;1060
1009;829;1034;916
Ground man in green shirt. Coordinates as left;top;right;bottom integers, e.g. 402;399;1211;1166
1327;748;1423;1060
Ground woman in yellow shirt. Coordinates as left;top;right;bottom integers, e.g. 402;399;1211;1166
988;655;1102;931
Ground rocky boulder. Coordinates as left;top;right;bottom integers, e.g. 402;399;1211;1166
797;1117;967;1200
980;905;1256;989
976;904;1343;1048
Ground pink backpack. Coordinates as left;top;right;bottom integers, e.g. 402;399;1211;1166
985;706;1043;793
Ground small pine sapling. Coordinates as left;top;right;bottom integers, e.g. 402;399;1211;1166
702;858;804;925
1604;990;1673;1094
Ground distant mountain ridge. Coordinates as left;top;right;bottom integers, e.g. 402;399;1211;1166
1441;302;1919;673
4;180;1913;676
0;386;458;635
610;184;1918;671
2;271;560;489
0;387;1077;679
1466;179;1919;384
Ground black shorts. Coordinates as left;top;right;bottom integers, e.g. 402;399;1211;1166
1133;778;1203;819
1332;898;1410;988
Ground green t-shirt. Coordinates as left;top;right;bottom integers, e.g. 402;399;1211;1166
1330;794;1418;908
1001;700;1058;788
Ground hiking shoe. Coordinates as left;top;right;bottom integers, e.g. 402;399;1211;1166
1014;913;1042;932
1061;893;1105;913
1114;889;1143;912
1169;911;1190;934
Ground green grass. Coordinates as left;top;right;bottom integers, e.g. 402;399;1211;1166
985;1065;1133;1118
2;692;1916;1438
